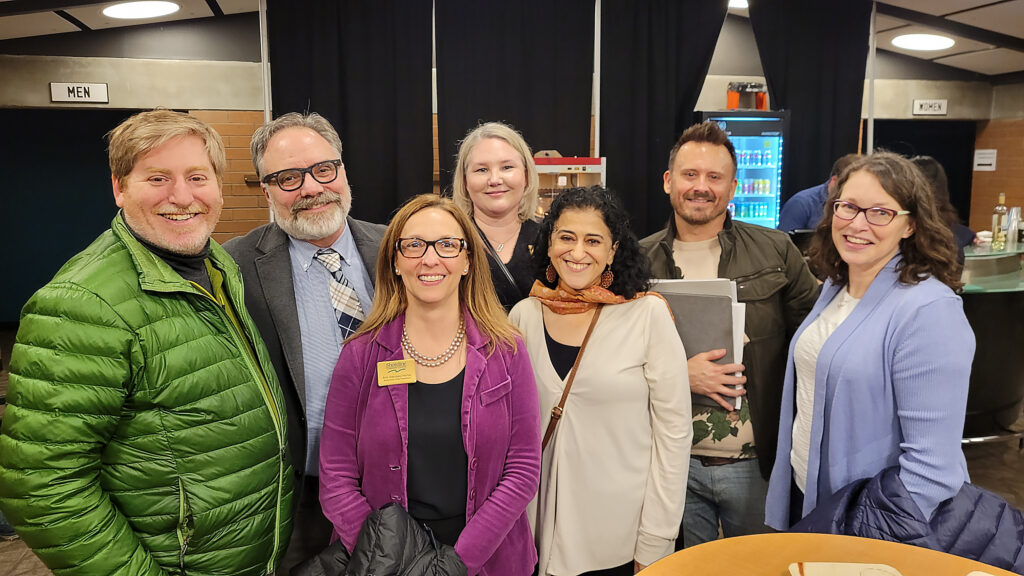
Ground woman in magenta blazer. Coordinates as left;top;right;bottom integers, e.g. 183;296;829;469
319;194;541;576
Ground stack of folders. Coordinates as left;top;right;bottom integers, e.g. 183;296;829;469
650;279;746;411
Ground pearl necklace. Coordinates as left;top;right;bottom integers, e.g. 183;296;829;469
401;316;466;367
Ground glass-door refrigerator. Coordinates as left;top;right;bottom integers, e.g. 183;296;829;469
703;110;789;229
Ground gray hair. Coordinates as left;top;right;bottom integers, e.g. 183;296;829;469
452;122;539;222
251;112;343;177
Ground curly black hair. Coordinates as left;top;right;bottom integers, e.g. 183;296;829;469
532;186;650;299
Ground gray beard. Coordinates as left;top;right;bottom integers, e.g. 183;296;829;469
273;194;351;242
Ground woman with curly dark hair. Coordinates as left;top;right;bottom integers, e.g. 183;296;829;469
509;186;691;575
766;152;975;531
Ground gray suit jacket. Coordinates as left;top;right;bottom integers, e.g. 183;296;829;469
223;217;386;474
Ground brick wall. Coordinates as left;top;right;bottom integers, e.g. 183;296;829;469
188;109;270;244
970;119;1024;232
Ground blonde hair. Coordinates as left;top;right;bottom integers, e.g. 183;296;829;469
451;122;539;222
352;194;519;354
107;109;226;189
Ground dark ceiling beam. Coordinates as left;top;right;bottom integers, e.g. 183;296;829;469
55;9;91;30
991;69;1024;85
875;2;1024;54
0;1;111;17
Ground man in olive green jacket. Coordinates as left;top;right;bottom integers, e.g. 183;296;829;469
0;110;293;576
639;121;818;549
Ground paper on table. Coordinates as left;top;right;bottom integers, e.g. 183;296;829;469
788;562;903;576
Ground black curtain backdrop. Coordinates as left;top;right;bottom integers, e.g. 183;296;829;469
748;0;872;202
599;0;729;237
266;0;433;224
869;119;977;223
435;0;594;195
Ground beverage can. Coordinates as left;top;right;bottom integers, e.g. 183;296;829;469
764;150;772;166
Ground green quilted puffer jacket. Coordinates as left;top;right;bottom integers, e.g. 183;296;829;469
0;214;294;576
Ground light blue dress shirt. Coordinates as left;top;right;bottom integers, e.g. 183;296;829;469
289;224;374;475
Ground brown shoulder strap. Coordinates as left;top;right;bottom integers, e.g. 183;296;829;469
541;305;604;450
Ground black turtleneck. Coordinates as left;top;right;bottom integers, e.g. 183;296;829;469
126;225;213;294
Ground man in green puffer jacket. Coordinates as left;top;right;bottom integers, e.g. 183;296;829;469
0;109;293;576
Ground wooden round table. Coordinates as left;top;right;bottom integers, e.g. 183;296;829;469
641;533;1016;576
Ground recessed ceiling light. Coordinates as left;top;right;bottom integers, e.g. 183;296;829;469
729;0;749;8
891;33;955;51
102;1;180;20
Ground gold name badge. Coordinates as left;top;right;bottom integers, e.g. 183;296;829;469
377;359;417;386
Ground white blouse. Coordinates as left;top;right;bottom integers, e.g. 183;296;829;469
509;295;692;574
791;287;860;492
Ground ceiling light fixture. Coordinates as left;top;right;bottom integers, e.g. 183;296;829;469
102;1;180;19
728;0;749;8
891;33;955;51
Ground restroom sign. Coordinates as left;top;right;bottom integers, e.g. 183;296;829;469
912;99;947;116
50;83;109;103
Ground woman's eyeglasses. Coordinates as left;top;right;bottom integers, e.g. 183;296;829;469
396;237;467;258
833;200;910;226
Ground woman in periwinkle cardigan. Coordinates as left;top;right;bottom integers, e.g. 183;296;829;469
319;195;541;576
766;152;975;529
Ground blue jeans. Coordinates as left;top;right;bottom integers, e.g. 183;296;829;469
679;457;769;549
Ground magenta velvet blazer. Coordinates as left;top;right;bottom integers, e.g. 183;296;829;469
319;312;541;576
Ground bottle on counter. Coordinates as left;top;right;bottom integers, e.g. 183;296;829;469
992;193;1008;250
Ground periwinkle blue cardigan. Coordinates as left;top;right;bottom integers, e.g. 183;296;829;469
766;255;975;529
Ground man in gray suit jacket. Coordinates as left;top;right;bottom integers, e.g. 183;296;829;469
224;112;385;571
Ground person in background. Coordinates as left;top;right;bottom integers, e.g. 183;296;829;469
224;112;385;570
778;154;861;232
910;155;976;259
319;194;541;576
0;109;292;575
511;186;691;575
452;122;542;311
766;152;975;529
639;122;819;549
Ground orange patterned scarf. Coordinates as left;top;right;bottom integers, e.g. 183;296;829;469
529;280;652;314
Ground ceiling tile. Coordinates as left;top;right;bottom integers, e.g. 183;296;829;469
66;0;214;31
934;47;1024;75
216;0;259;15
947;0;1024;41
877;24;993;59
0;12;79;41
874;14;909;33
875;0;999;17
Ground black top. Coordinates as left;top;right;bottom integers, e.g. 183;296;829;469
407;368;468;546
484;219;541;311
544;324;580;380
125;221;213;293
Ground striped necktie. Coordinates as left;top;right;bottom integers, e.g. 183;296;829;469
314;248;365;339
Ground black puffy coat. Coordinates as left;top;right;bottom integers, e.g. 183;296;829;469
292;504;467;576
794;467;1024;573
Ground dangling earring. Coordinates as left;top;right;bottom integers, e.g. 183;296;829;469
600;266;614;288
545;263;557;284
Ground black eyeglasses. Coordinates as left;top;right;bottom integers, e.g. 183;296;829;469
833;200;910;226
261;159;341;192
396;237;467;258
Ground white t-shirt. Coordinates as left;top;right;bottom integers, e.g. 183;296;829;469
791;287;860;492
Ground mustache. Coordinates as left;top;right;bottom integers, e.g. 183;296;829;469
291;191;343;215
684;191;716;201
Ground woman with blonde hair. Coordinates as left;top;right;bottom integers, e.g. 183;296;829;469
452;122;541;310
319;194;541;576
